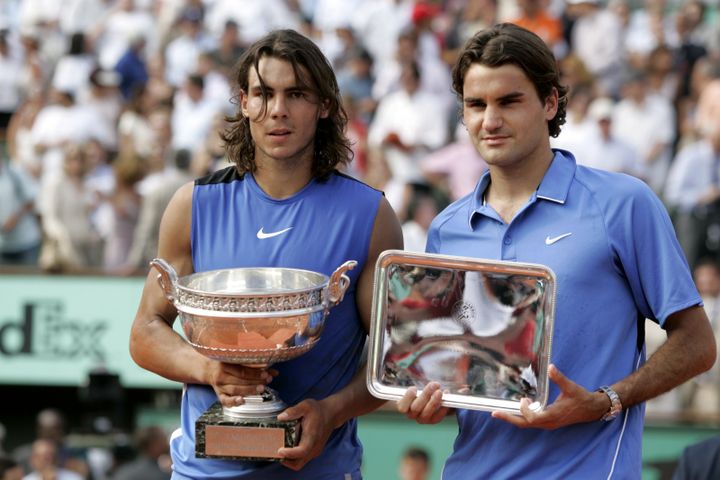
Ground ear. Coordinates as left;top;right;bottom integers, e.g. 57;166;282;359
240;89;249;118
319;98;330;119
544;88;559;121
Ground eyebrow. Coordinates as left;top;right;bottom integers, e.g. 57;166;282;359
464;91;525;104
249;84;311;94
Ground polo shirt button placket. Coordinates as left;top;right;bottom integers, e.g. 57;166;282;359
502;234;516;261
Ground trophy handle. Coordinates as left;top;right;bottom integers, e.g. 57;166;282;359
327;260;358;305
150;258;179;302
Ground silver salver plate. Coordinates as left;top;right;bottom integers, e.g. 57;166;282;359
367;250;557;414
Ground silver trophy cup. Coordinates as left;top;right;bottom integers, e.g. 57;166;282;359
151;258;357;460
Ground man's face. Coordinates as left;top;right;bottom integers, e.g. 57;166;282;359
241;56;328;168
399;457;429;480
462;63;557;170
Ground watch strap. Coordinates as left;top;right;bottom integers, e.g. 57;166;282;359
598;385;622;421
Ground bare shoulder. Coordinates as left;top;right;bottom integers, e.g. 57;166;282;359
356;196;403;330
369;196;404;257
157;181;195;276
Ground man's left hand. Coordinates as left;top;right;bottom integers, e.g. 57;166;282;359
276;398;334;471
491;364;610;429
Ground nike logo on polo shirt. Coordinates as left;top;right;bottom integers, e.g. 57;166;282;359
545;232;572;245
257;227;293;239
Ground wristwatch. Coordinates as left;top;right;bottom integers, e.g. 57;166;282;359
598;386;622;421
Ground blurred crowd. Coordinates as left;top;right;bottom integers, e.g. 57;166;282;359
0;0;720;440
0;409;171;480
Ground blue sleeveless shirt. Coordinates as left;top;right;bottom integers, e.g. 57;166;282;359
169;167;382;480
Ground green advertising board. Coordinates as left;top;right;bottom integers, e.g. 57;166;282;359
0;274;178;388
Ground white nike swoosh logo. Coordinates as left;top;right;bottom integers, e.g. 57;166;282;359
257;227;293;239
545;232;572;245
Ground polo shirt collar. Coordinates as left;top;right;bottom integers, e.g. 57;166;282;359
536;149;576;204
468;169;492;227
467;149;577;228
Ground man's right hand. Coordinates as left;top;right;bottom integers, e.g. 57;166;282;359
207;363;276;408
396;382;450;424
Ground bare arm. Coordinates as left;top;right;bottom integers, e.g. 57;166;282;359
613;306;716;408
129;182;269;405
278;196;403;469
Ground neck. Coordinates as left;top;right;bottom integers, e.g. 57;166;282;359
252;155;314;199
485;148;554;223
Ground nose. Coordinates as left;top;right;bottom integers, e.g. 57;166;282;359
269;94;289;118
483;105;502;132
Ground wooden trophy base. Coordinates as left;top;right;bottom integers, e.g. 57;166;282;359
195;402;300;461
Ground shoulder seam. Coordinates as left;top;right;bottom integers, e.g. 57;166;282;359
195;166;244;186
332;170;384;195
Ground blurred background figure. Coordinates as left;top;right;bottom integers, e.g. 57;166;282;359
680;259;720;416
398;446;430;480
420;123;487;202
665;80;720;268
0;156;41;266
576;96;639;174
39;143;102;272
612;68;675;196
23;439;83;480
565;0;623;96
401;183;448;253
0;456;23;480
109;426;170;480
511;0;567;58
672;435;720;480
368;61;449;184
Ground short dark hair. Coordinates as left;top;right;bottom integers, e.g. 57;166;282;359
451;23;568;137
222;29;352;180
403;446;430;463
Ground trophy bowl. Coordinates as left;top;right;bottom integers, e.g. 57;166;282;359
150;258;357;460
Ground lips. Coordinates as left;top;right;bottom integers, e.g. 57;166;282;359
268;128;291;136
482;135;509;146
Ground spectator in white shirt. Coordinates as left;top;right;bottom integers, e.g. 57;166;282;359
51;32;96;98
164;8;215;88
612;69;675;196
566;0;624;96
368;61;450;184
577;96;640;175
170;74;221;155
92;0;155;71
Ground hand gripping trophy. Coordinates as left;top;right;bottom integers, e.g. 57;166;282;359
151;258;357;460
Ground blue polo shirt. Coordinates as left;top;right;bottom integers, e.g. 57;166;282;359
427;150;701;479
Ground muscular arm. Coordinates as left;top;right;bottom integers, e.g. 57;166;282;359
129;183;268;403
613;306;716;408
129;182;206;383
321;197;403;424
278;196;403;468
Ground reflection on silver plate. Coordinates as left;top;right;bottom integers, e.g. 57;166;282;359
367;250;556;414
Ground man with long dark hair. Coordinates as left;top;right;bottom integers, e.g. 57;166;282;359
396;23;715;478
130;29;402;479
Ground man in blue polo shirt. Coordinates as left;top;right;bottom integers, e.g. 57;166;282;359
397;23;717;478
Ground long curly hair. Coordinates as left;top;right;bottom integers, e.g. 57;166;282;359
222;29;352;179
451;23;568;138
